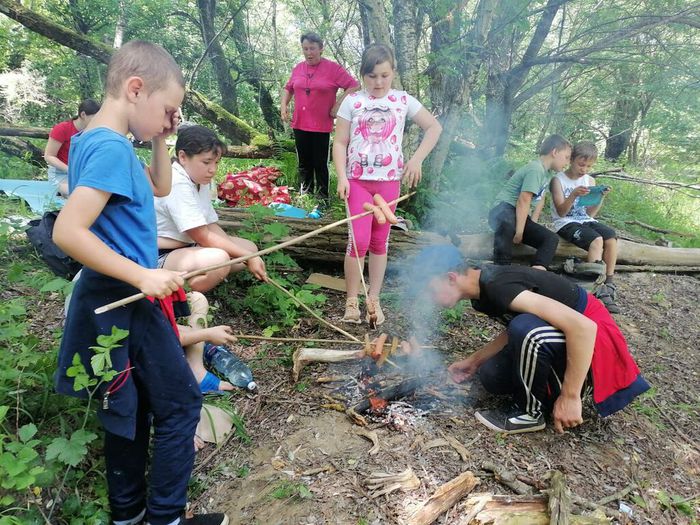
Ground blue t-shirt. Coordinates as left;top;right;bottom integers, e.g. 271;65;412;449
68;128;157;269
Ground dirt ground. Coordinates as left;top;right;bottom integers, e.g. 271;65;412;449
187;269;700;525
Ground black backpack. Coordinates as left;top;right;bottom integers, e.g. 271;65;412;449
25;211;82;280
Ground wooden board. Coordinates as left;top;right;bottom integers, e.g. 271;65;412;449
306;273;346;292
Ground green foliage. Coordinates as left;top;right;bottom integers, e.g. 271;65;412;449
268;480;313;501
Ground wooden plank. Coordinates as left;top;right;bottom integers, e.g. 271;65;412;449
305;272;346;292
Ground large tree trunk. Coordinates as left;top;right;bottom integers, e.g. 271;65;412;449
197;0;239;115
357;0;393;47
216;209;700;267
230;10;282;131
0;0;264;146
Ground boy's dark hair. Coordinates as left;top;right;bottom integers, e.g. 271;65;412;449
538;134;571;155
105;40;184;97
360;44;395;77
176;125;225;158
571;141;598;161
300;32;323;47
77;99;101;117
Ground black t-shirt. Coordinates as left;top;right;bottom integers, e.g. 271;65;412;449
471;265;580;322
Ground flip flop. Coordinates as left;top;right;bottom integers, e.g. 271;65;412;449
199;371;224;394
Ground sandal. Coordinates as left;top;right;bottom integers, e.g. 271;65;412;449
342;297;361;324
595;283;620;314
199;371;225;394
365;297;385;326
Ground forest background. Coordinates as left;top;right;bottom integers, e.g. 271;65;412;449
0;0;699;244
0;1;699;523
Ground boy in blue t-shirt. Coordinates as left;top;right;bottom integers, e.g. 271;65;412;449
53;41;228;525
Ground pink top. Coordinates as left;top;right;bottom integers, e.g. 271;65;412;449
49;119;79;165
337;89;422;182
284;58;358;133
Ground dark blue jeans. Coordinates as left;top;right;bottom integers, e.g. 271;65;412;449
488;201;559;268
102;299;201;524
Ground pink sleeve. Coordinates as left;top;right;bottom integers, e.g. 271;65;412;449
333;63;359;90
284;64;297;93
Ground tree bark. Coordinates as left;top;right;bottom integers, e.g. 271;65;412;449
0;137;45;167
197;0;239;115
357;0;393;47
230;10;282;131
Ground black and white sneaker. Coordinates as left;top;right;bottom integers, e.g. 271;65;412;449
475;408;545;434
181;513;229;525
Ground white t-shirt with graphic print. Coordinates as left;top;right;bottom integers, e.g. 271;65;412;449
337;89;422;182
550;172;596;232
155;161;219;243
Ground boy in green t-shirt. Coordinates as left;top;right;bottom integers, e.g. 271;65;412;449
488;135;571;270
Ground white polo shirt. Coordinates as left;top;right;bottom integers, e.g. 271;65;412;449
155;161;219;243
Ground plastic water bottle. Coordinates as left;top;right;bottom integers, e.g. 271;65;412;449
203;343;257;391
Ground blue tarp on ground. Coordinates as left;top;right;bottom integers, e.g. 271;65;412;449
0;179;63;213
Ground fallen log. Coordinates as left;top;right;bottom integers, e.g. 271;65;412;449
406;470;479;525
0;125;280;159
291;347;364;382
217;209;700;268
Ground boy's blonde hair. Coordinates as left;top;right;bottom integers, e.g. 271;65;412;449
571;141;598;161
105;40;184;97
538;134;571;155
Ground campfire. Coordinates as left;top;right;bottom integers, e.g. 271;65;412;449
292;333;471;429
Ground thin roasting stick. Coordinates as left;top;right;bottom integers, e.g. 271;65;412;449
94;192;416;314
234;334;436;349
344;200;374;326
266;277;360;342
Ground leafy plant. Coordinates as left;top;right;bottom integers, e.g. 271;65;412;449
268;480;313;501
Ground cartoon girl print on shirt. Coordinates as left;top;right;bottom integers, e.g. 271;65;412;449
349;106;398;179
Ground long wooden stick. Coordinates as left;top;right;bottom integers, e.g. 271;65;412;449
345;200;373;324
266;277;361;342
94;192;415;314
234;333;436;349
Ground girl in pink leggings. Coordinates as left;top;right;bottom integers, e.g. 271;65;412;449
333;44;442;325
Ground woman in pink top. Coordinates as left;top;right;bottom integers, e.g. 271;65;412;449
43;99;100;197
281;32;359;202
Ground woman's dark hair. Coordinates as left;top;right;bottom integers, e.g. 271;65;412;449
175;125;225;158
538;134;571;155
300;32;323;47
360;44;395;77
77;99;100;117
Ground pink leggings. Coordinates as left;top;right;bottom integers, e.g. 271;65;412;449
346;180;401;258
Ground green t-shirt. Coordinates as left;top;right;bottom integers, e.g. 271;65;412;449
494;159;552;207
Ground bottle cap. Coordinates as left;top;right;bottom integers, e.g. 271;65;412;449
247;381;257;391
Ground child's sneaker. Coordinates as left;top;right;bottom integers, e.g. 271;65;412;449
365;297;385;326
342;297;361;324
181;513;229;525
475;407;545;434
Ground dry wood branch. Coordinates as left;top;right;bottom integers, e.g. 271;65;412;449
353;427;380;455
624;219;695;238
594;171;700;193
234;333;436;349
291;347;363;382
364;467;420;499
547;471;571;525
481;461;534;495
407;471;479;525
440;432;470;462
353;378;422;414
267;277;359;342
